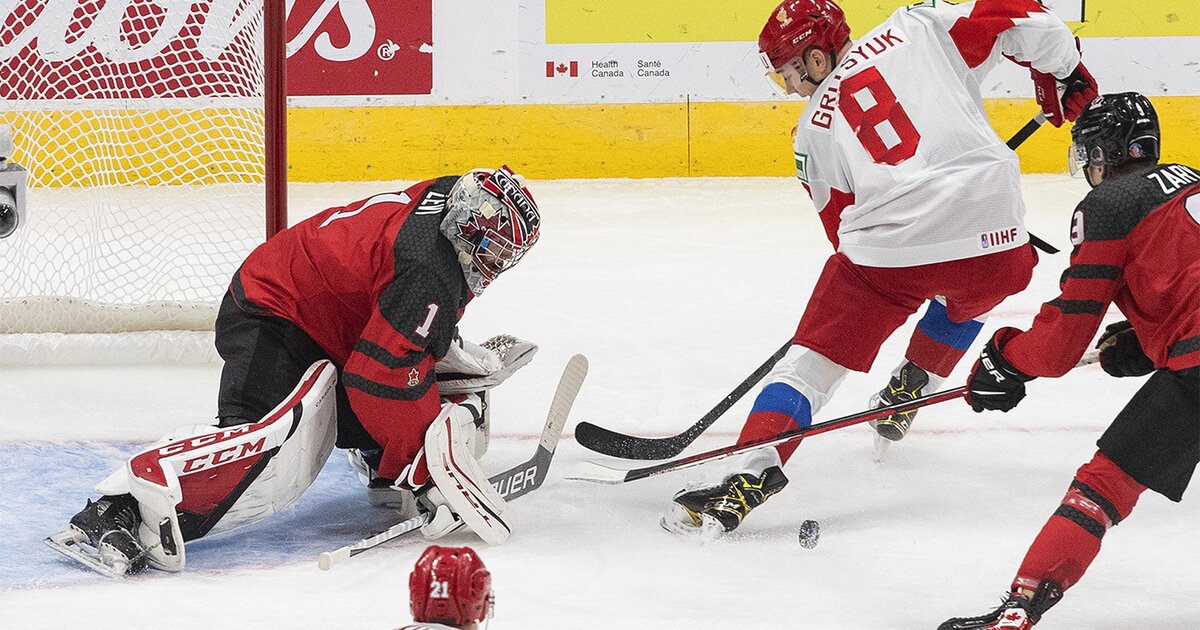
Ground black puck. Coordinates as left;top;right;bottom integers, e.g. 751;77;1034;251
798;519;820;548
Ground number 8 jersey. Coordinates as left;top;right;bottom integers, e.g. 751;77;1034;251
796;0;1081;267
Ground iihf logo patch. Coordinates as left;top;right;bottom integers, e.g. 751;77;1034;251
980;234;990;249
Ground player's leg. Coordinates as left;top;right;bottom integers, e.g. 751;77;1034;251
875;244;1036;442
871;297;982;441
47;360;340;575
940;366;1197;629
663;253;920;537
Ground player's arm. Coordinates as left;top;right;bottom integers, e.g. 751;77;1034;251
999;205;1130;378
343;318;444;481
343;266;461;480
941;0;1096;125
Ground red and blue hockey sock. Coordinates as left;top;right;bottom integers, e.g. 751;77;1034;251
737;383;812;464
1012;451;1146;593
905;298;984;378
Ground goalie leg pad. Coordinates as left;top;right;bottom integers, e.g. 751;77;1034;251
122;360;338;571
423;402;511;545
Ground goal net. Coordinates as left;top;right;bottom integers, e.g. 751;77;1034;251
0;0;286;340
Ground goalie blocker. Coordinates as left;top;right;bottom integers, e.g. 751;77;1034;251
48;337;536;576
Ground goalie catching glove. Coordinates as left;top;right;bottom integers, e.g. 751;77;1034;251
436;334;537;395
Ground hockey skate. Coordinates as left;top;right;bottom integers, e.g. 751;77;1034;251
662;466;789;540
45;494;149;577
869;360;931;445
939;581;1062;630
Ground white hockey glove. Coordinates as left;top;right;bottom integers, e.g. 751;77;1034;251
436;334;537;394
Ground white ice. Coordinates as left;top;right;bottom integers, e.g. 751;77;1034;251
1;176;1196;629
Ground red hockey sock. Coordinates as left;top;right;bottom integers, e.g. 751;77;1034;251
738;411;802;464
1012;451;1146;592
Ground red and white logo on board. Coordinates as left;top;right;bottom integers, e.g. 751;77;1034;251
546;60;579;78
0;0;432;100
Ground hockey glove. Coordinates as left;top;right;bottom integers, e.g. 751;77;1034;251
1032;62;1098;127
967;328;1035;413
1096;320;1155;378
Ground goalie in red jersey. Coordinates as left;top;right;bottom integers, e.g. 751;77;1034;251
943;93;1200;629
48;166;542;576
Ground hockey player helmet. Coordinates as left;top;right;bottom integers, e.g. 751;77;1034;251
758;0;851;92
1070;92;1160;179
443;165;541;295
410;545;493;626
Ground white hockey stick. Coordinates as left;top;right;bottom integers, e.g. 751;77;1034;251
318;354;588;570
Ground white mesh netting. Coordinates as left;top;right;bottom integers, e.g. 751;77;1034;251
0;0;270;337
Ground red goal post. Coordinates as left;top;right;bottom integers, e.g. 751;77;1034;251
0;0;287;336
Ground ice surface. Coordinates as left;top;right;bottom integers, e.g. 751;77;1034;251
1;176;1196;629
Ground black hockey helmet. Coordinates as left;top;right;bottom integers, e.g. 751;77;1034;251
1069;92;1160;177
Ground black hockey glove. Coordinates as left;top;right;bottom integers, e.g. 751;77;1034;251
967;328;1035;413
1096;320;1155;378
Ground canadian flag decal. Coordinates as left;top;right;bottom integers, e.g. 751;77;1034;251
546;61;579;77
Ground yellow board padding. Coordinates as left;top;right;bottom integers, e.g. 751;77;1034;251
0;109;264;187
7;97;1198;183
285;97;1200;181
545;0;1198;44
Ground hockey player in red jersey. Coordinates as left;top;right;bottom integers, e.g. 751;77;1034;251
47;166;542;576
664;0;1098;538
942;93;1200;629
399;545;493;630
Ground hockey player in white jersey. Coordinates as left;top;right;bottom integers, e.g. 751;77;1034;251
665;0;1097;538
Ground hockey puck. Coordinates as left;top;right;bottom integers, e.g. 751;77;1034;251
797;519;820;549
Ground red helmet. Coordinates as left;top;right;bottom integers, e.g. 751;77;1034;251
443;165;541;295
758;0;851;69
409;545;493;626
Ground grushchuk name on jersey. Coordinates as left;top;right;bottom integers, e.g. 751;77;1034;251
808;28;909;131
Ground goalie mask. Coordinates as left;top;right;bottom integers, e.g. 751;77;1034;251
410;545;494;627
442;166;541;295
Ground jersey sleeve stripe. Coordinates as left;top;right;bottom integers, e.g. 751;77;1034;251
343;370;435;401
1046;298;1105;316
354;339;425;369
1168;335;1200;359
1063;264;1123;280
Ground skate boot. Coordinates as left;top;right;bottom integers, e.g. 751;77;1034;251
348;448;419;517
45;494;148;577
939;581;1063;630
663;466;789;539
869;360;931;442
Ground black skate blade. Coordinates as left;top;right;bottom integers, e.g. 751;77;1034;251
44;530;130;579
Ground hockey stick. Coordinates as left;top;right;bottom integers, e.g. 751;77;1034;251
569;349;1100;485
1005;112;1060;255
574;340;792;460
318;354;588;570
